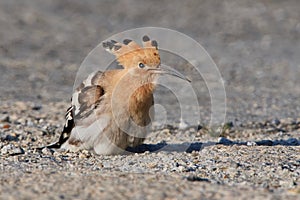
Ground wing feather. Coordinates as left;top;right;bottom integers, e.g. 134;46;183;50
45;70;106;149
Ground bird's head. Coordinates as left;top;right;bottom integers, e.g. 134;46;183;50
103;36;190;83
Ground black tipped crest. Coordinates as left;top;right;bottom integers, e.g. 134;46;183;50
123;39;132;45
142;35;159;50
151;40;158;48
114;45;122;51
102;42;108;48
102;41;114;50
103;36;159;63
142;35;150;42
103;39;127;54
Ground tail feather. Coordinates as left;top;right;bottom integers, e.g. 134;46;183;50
38;106;74;150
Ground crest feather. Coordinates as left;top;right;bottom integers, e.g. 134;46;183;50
102;35;160;68
142;35;158;49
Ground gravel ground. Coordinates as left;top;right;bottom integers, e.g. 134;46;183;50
1;0;300;199
0;102;299;199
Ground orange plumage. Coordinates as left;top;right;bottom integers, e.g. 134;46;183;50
44;35;189;155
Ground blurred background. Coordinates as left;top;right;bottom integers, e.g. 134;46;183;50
0;0;299;124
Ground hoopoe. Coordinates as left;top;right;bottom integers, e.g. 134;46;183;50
45;35;190;155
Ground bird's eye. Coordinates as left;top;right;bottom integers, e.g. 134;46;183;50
138;63;145;68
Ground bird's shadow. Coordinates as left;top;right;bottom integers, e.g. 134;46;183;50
126;138;300;153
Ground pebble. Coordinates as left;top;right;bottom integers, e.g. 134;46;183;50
2;124;10;129
246;141;257;146
1;144;25;155
0;101;299;199
0;114;10;122
147;163;158;168
32;104;42;111
177;165;185;172
186;175;210;182
0;133;19;141
271;118;281;126
41;147;54;155
79;150;91;158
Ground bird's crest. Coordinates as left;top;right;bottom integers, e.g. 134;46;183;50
102;35;160;68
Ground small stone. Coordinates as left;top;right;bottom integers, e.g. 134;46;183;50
191;151;199;157
271;119;281;126
53;151;61;157
147;163;157;168
0;114;10;123
279;180;295;187
81;149;89;155
1;134;18;141
197;124;203;130
2;124;10;129
1;144;13;154
26;119;34;127
12;146;25;155
98;163;104;168
32;104;42;111
79;150;91;158
177;165;185;172
161;129;170;135
1;144;24;155
246;141;257;146
41;147;54;155
186;175;209;182
79;153;87;159
143;151;150;155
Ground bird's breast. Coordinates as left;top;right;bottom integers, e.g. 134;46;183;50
129;83;155;126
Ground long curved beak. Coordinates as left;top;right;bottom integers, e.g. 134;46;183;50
147;64;191;82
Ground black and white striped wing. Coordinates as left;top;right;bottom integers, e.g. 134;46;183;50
46;71;106;149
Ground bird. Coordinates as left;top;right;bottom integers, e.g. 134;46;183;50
44;35;190;155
